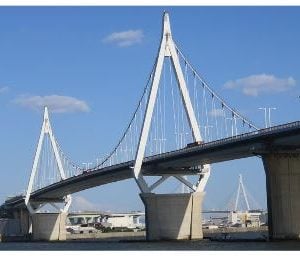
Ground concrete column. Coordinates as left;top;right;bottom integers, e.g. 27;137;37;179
31;212;67;241
12;208;31;235
140;192;204;240
19;208;30;235
263;153;300;240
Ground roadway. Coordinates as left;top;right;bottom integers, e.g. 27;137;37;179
4;121;300;209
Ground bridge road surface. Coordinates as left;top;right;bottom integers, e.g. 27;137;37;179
4;121;300;209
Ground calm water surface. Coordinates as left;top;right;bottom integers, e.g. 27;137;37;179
0;231;299;250
1;239;300;251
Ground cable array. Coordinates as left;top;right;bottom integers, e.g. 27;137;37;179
32;135;61;191
31;44;259;189
175;43;259;141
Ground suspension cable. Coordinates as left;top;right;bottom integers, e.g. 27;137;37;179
174;43;259;131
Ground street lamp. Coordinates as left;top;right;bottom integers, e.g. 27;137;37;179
258;107;267;128
258;107;276;128
268;107;276;127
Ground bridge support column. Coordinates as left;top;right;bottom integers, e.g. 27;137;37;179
19;208;31;235
31;212;67;241
140;192;204;240
12;208;31;235
263;153;300;240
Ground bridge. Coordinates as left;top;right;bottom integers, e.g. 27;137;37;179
1;12;300;241
4;121;300;205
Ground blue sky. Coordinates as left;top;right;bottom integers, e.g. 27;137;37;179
0;6;299;212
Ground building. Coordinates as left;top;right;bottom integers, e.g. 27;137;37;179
102;212;145;229
66;211;145;230
227;211;263;227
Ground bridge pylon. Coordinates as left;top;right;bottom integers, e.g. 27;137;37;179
234;174;250;211
133;12;210;240
24;106;71;240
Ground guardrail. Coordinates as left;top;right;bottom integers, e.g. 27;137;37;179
146;121;300;161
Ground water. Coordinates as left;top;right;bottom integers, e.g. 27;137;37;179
1;240;300;250
1;237;300;250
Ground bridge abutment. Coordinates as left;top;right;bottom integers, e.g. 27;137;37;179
140;192;204;240
31;212;67;241
263;153;300;240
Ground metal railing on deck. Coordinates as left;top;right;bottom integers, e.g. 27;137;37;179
146;121;300;161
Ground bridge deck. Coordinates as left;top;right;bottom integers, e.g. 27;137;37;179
4;121;300;208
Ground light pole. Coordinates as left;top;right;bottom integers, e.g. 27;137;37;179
259;107;276;128
268;107;276;127
258;107;268;128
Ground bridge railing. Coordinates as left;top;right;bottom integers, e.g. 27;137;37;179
56;121;300;177
144;121;300;161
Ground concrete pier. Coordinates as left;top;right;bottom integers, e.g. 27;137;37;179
140;192;204;240
263;153;300;240
12;208;31;235
31;212;67;241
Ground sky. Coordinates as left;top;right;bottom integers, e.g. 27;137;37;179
0;6;299;213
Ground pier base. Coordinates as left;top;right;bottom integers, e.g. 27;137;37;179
263;153;300;240
140;192;204;240
31;212;67;241
12;208;31;235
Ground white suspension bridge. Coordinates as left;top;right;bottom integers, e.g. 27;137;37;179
2;12;300;241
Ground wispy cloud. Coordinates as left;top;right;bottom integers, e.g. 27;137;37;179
224;74;296;96
0;86;9;94
102;29;144;47
13;94;90;113
70;196;100;211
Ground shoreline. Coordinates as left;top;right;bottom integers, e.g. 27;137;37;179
0;226;269;242
66;226;268;241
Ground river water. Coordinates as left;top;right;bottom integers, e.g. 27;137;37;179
0;239;300;250
1;232;300;251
